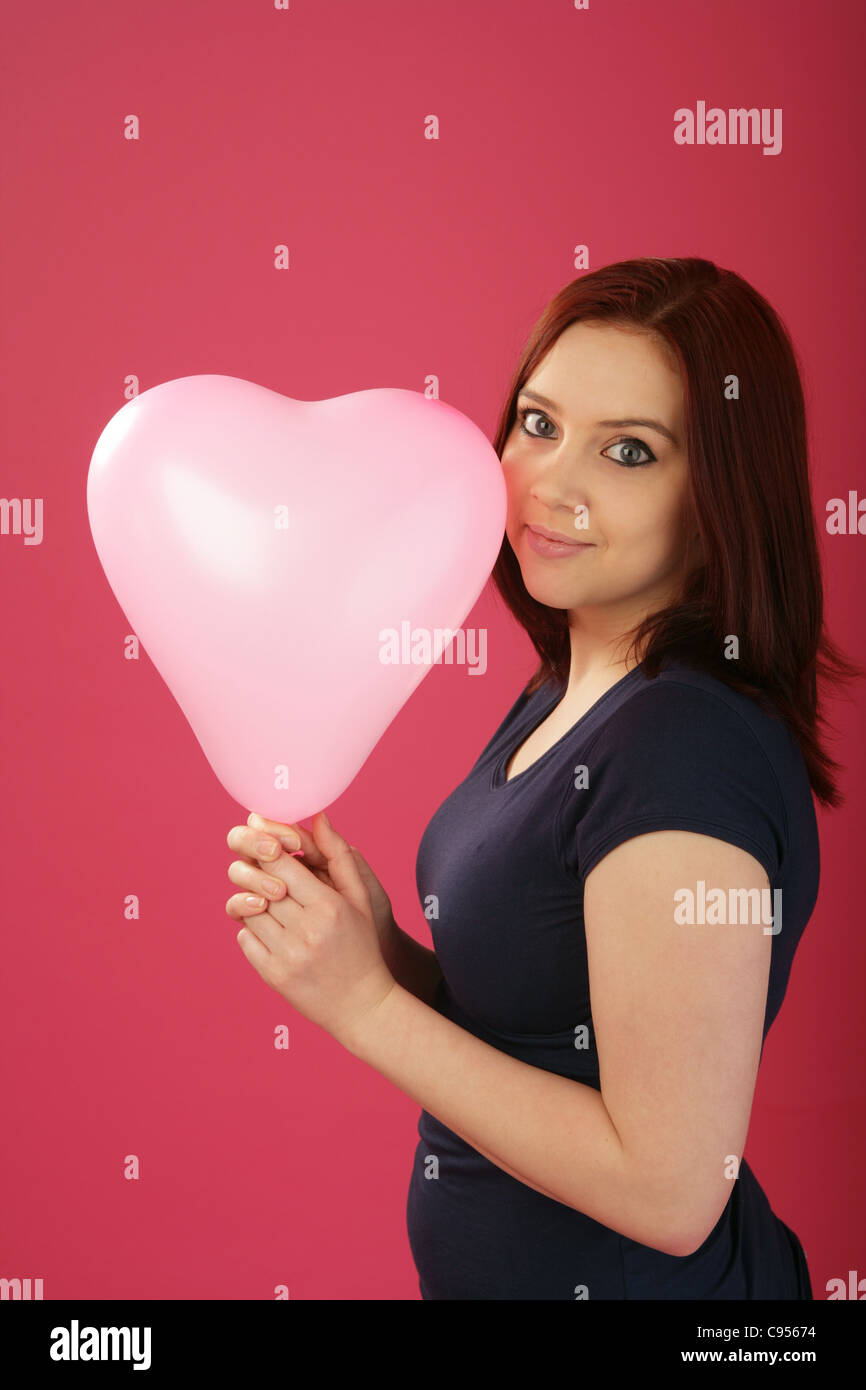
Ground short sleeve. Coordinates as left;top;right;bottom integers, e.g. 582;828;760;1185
558;681;789;887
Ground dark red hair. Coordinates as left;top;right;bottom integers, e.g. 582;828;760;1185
491;256;860;807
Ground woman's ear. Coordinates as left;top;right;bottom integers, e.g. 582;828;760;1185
684;520;704;574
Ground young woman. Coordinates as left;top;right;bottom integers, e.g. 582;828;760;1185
226;257;858;1299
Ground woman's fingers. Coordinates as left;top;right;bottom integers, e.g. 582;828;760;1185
227;858;287;902
226;823;322;907
310;812;370;914
245;812;303;851
227;824;285;864
226;891;269;922
246;812;331;869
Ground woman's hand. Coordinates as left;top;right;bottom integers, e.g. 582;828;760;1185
225;810;397;1047
237;810;399;955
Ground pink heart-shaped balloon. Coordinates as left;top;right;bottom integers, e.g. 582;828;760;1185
87;375;506;821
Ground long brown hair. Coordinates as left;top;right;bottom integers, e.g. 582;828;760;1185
491;256;860;807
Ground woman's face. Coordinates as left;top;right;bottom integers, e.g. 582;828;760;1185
501;319;696;624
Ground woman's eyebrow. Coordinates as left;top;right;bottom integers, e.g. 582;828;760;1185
518;388;678;447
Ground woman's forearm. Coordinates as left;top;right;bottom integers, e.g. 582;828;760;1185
379;920;443;1009
376;931;565;1211
340;982;693;1256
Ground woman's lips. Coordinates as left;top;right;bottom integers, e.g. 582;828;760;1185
524;524;594;558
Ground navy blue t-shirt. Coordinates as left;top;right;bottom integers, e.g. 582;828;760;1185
406;659;819;1299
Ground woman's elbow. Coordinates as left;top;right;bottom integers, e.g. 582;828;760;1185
634;1168;730;1258
661;1193;729;1258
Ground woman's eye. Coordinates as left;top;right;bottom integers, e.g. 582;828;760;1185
516;407;656;468
517;406;555;438
602;438;656;468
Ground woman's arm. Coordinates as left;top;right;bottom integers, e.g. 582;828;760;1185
244;814;444;1009
379;919;443;1010
341;830;772;1258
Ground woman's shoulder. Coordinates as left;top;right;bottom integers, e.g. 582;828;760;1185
607;658;796;754
582;656;814;834
654;657;778;709
556;659;812;888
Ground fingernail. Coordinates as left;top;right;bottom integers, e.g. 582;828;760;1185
321;812;332;828
245;895;266;910
280;831;302;851
256;838;279;860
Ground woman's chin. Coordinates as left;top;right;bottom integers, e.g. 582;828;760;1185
520;574;590;610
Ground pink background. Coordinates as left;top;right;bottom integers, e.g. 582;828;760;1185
2;0;864;1299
